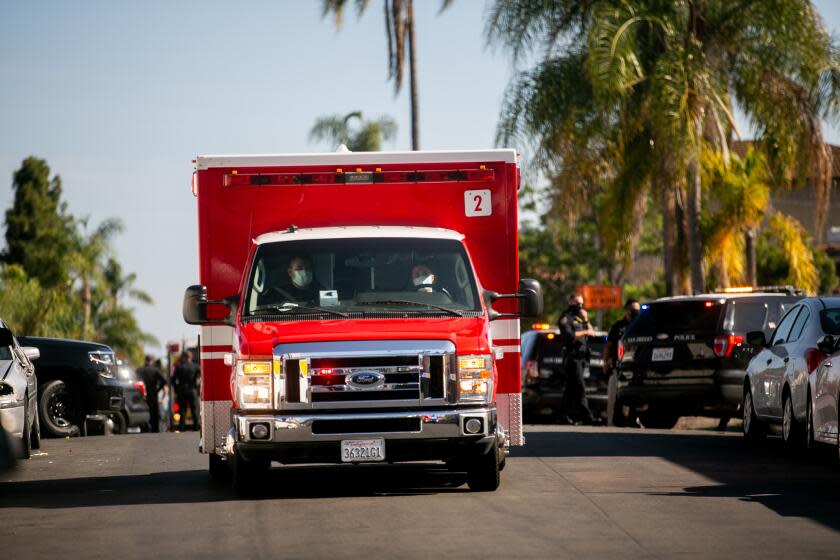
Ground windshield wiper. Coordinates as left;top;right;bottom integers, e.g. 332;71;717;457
251;303;349;318
356;299;464;317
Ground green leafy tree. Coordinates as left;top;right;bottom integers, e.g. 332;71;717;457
489;0;840;294
322;0;447;150
309;111;397;151
3;157;74;288
69;218;123;340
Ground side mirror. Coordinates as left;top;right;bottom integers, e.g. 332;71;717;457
0;328;12;347
183;285;238;326
483;278;544;321
518;278;544;317
817;334;836;355
746;331;766;349
183;285;209;325
21;347;39;361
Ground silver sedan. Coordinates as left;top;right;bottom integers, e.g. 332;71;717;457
0;321;41;458
808;305;840;453
743;297;840;449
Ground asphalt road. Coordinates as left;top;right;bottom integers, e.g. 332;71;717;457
3;426;840;559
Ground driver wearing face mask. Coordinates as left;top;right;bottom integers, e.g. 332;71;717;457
277;256;320;303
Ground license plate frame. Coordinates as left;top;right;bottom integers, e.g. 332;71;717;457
340;438;386;463
651;347;674;362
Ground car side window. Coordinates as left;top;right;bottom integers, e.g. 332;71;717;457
788;308;811;343
770;306;801;346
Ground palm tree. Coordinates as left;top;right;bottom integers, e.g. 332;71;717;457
489;0;840;294
309;111;397;151
69;218;122;340
322;0;431;150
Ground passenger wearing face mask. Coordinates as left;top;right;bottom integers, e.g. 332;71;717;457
274;256;321;304
605;299;641;427
557;293;597;425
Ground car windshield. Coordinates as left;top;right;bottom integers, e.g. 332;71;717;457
244;237;481;317
626;300;724;336
820;308;840;335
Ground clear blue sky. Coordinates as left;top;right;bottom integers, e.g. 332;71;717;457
1;1;839;356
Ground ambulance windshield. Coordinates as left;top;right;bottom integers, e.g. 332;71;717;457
244;237;482;317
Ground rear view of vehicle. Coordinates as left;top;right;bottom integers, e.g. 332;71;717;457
616;292;799;428
521;325;568;421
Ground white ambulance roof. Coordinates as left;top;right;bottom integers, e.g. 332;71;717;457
195;149;517;170
254;226;464;245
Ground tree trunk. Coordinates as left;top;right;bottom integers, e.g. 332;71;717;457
407;0;419;150
81;276;91;339
660;180;679;296
686;159;705;293
745;228;757;287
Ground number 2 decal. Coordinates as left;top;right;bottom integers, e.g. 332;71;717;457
465;189;491;217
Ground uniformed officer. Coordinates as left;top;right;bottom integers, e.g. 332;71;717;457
136;355;166;433
557;293;596;425
172;351;200;431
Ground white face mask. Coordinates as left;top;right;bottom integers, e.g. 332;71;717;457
413;274;434;286
291;269;312;288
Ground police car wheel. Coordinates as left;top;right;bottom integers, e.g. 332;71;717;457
466;440;500;492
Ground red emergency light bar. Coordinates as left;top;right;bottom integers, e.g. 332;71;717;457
223;167;495;188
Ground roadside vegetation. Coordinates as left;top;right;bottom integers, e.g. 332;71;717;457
491;0;840;317
0;157;155;364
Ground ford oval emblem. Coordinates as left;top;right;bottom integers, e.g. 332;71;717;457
347;371;385;389
656;333;669;340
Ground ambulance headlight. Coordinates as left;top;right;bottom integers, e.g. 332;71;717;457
236;360;273;409
457;355;493;403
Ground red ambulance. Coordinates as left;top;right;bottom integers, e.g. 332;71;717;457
183;149;542;492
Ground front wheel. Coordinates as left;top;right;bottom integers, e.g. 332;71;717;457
743;387;765;442
39;380;81;437
30;406;41;450
231;449;270;494
20;398;31;459
209;453;231;483
466;439;501;492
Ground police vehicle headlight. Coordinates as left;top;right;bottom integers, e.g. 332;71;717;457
457;355;493;403
236;360;273;409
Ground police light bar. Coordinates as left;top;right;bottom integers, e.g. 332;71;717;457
532;323;551;330
223;167;495;187
723;286;754;293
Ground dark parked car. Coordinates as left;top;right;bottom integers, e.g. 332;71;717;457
614;291;801;429
18;337;128;437
521;326;608;421
116;362;151;432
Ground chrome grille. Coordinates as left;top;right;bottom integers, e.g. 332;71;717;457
274;339;455;410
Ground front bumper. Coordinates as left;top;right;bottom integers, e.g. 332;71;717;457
230;407;497;464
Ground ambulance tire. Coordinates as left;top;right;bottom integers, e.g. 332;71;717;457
231;449;270;494
209;453;230;483
466;439;500;492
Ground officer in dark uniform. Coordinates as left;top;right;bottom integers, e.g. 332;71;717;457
172;351;200;431
557;293;596;425
136;355;166;432
605;299;640;426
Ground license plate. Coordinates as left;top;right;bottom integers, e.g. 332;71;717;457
651;347;674;362
341;439;385;463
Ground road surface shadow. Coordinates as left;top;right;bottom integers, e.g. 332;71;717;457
518;428;840;533
0;462;469;508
